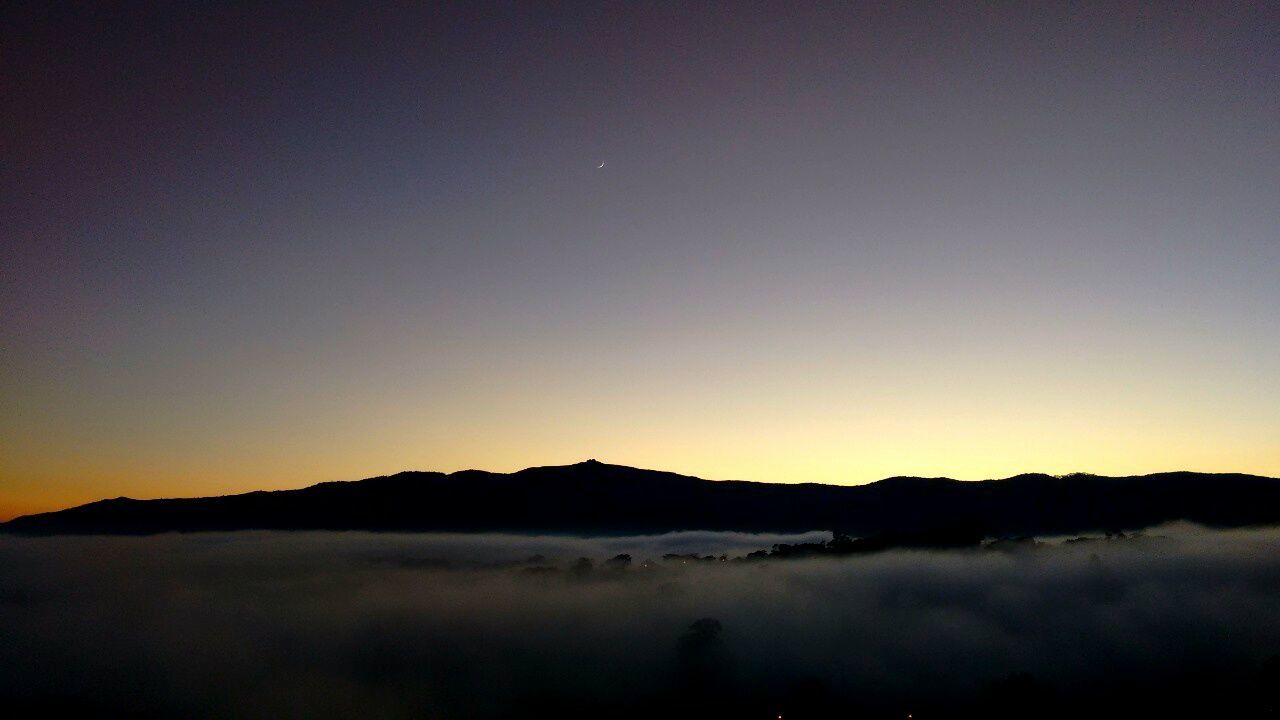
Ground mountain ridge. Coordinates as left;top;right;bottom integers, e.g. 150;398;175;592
4;460;1279;537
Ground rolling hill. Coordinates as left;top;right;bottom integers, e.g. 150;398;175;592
5;460;1280;537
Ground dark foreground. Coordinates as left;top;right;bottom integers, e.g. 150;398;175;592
2;527;1279;719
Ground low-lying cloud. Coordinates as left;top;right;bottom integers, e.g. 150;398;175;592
2;525;1279;717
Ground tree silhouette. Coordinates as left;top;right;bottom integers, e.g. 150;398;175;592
604;553;632;571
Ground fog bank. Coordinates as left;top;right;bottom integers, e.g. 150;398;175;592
2;525;1279;717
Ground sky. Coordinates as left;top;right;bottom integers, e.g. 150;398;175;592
2;1;1278;519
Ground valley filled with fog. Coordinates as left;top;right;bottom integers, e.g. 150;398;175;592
3;525;1280;718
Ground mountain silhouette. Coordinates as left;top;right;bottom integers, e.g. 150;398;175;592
4;460;1280;536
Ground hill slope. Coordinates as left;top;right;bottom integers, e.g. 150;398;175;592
4;460;1280;536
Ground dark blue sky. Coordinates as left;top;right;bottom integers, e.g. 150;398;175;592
2;1;1278;515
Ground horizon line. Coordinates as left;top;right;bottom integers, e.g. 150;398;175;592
5;460;1276;524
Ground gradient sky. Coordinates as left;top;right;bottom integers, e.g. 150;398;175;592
3;1;1279;519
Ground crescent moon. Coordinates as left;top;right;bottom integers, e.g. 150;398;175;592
597;162;605;169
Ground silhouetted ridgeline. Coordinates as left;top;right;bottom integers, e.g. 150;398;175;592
5;460;1280;536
